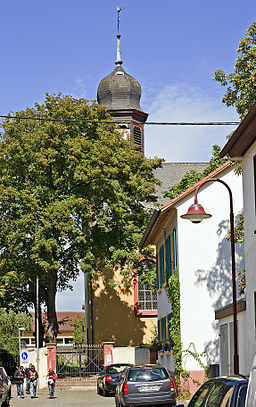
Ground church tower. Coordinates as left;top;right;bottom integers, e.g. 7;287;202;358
97;8;148;153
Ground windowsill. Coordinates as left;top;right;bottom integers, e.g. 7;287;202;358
134;310;157;318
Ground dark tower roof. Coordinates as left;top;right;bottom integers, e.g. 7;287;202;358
97;64;143;112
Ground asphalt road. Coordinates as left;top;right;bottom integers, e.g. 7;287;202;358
10;389;116;407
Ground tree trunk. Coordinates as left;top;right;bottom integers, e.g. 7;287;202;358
46;270;58;343
33;302;44;347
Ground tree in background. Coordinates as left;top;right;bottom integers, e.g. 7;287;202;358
0;93;162;343
213;22;256;119
70;315;86;346
0;310;32;357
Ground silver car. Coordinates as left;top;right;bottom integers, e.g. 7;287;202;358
115;364;176;407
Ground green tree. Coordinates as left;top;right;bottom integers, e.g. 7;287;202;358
213;22;256;119
70;315;86;346
164;145;227;200
0;93;162;343
0;310;32;357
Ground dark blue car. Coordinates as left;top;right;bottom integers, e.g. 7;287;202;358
178;376;248;407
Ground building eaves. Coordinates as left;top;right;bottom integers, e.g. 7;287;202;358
220;102;256;158
140;161;231;248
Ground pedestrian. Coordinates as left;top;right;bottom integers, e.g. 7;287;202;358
28;365;38;398
25;363;32;394
46;368;57;399
14;365;25;398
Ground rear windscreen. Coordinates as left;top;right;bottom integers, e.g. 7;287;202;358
128;367;169;382
107;365;130;374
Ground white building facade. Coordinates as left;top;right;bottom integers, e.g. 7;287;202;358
221;102;256;373
140;163;245;389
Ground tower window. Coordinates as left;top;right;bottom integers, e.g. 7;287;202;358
133;126;142;151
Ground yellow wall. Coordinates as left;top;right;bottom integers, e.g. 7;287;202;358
92;268;157;346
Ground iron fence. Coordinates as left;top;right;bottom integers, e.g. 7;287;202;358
56;344;104;380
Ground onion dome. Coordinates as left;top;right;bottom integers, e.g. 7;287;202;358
97;32;143;112
97;65;143;111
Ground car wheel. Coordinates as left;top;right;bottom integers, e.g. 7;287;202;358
102;387;109;397
97;384;103;396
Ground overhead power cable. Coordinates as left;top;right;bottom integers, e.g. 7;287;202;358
0;115;240;126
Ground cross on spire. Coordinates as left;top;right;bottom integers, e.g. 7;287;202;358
115;5;124;65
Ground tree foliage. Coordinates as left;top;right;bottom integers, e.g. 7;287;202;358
0;93;163;342
70;315;86;346
164;145;227;200
213;22;256;119
0;310;32;357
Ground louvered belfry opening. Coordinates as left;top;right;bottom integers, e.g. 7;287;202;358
133;125;142;152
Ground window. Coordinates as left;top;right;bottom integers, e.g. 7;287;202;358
133;258;157;317
138;276;157;312
133;126;142;151
189;382;213;407
159;245;165;286
165;235;171;279
173;228;177;269
254;155;256;212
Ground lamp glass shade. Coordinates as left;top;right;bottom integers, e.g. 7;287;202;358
180;203;212;224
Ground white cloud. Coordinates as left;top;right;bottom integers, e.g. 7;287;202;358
143;82;239;162
68;78;88;99
56;272;84;311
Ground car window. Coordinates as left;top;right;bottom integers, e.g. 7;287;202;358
235;384;248;407
205;383;233;407
246;367;256;407
189;382;213;407
108;365;130;374
127;367;168;382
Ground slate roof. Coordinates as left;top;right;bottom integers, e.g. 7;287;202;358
154;162;208;205
97;65;143;111
140;161;230;248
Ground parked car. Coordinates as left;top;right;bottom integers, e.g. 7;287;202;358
178;376;248;407
97;363;133;396
0;368;11;401
0;375;10;407
115;364;176;407
245;355;256;407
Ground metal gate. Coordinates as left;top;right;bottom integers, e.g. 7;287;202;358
56;344;104;380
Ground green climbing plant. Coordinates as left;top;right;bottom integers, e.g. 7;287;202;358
167;270;189;391
167;270;210;396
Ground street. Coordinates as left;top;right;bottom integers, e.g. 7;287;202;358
9;388;115;407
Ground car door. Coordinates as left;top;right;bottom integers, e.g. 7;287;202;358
188;381;214;407
204;381;234;407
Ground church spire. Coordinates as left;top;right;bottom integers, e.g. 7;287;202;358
115;5;124;65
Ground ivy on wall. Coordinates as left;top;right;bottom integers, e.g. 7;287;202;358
167;270;210;396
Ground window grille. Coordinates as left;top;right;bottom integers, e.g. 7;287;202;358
133;126;142;151
138;277;157;312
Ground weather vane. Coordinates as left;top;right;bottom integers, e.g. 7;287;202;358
117;5;125;35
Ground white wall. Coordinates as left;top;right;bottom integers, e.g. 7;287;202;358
242;143;256;372
112;347;150;365
156;167;244;372
218;310;247;375
21;347;48;389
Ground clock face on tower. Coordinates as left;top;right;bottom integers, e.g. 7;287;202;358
120;128;130;141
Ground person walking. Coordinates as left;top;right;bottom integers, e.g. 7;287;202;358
28;365;38;398
14;366;25;398
25;364;32;394
46;369;57;399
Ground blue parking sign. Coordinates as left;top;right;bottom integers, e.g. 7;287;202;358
21;352;28;361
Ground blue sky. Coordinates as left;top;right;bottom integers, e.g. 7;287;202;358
1;1;254;310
